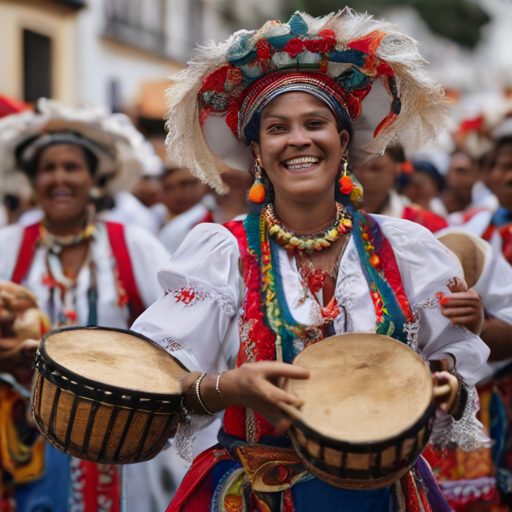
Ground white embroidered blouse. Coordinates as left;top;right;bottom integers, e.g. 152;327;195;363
132;214;490;453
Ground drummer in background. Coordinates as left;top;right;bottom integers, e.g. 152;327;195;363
353;145;448;232
0;99;171;512
132;11;490;512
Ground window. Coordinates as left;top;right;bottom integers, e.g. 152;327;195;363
23;29;53;103
104;0;167;55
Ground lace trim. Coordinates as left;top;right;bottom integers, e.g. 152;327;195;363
404;316;420;353
429;386;490;452
414;295;441;310
175;408;216;463
164;284;236;316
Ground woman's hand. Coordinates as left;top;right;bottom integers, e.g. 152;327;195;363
183;361;309;435
441;278;484;335
432;371;459;413
221;362;309;434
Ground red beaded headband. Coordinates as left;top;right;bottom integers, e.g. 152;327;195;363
237;72;362;143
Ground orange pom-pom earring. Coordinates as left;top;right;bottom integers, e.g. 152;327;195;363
248;158;266;204
339;155;363;202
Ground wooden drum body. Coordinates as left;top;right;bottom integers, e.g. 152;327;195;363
31;327;187;465
285;333;436;490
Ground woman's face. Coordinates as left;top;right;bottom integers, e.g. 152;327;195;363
352;152;398;198
34;144;93;225
251;92;349;205
485;146;512;210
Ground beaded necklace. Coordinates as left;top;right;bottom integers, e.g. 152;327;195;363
243;206;417;364
39;218;96;255
245;205;349;363
263;202;351;253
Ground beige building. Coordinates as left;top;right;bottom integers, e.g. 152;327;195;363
0;0;82;105
0;0;184;113
0;0;282;115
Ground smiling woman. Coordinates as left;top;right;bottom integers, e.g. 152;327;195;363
130;9;491;512
253;93;348;220
33;144;95;229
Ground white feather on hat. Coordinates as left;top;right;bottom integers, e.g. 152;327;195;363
165;9;449;194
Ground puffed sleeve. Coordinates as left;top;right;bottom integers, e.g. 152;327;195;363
131;223;242;374
374;215;490;385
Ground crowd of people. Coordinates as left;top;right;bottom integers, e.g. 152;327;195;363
0;7;512;512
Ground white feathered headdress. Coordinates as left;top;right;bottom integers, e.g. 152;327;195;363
165;9;449;194
0;98;151;195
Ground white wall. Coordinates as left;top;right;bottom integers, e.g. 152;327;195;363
75;0;183;109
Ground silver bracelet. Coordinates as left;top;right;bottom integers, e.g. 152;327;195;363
196;372;214;415
216;372;226;406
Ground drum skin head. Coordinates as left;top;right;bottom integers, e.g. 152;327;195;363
44;328;186;395
287;333;433;443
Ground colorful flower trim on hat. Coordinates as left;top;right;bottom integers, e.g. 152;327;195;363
165;9;448;193
198;15;400;143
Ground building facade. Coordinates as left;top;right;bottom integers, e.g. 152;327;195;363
0;0;282;114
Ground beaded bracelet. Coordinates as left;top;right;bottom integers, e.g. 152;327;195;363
216;372;226;406
196;372;214;415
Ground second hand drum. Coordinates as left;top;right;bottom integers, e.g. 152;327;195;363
31;326;188;465
279;333;439;490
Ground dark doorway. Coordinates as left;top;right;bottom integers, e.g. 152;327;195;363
23;29;52;103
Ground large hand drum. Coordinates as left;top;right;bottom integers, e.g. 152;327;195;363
282;333;436;489
31;327;187;464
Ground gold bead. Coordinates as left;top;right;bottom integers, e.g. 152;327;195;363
325;229;338;242
290;236;298;246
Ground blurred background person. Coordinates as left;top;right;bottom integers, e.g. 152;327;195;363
353;145;448;232
158;164;210;254
441;151;480;216
159;166;252;255
480;136;512;260
100;144;167;236
399;160;446;216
